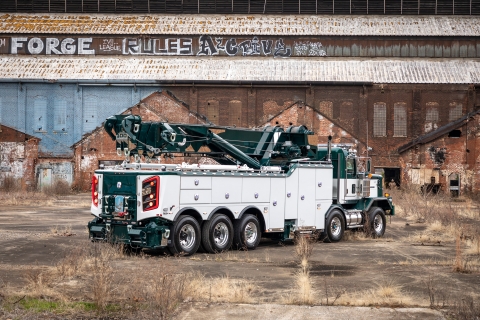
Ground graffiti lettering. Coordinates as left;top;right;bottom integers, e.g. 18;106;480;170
261;40;273;55
225;38;238;56
197;35;291;57
274;39;291;58
100;39;121;52
294;41;327;56
198;35;218;55
11;37;95;55
7;36;327;58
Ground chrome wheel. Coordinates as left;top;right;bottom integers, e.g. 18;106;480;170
373;214;384;233
213;222;229;247
330;216;342;237
244;222;258;245
179;224;196;250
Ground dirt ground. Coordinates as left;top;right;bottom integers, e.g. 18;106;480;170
0;193;479;319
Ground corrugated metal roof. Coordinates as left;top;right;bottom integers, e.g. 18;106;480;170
0;56;479;84
1;14;480;36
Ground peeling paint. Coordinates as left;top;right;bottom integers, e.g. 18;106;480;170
1;14;479;36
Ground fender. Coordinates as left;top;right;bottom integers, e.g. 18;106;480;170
237;205;263;220
173;207;202;221
324;205;348;223
206;206;235;221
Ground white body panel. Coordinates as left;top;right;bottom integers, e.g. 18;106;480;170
97;164;336;232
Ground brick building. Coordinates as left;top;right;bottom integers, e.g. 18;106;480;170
0;1;479;193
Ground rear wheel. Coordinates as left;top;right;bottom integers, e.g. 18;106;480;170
325;210;345;243
367;207;386;238
168;216;201;256
202;214;233;253
233;214;261;250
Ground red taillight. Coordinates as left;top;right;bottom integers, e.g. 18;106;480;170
142;176;159;211
92;175;99;207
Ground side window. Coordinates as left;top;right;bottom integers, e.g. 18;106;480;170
83;96;98;134
319;101;333;118
54;99;67;132
33;96;47;132
394;102;407;137
373;102;386;137
425;102;439;132
228;100;242;127
206;99;219;125
449;102;462;121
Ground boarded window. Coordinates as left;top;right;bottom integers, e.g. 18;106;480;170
373;102;386;137
206;99;219;124
54;100;67;131
425;102;439;132
449;102;462;121
228;100;242;127
83;96;98;134
319;101;333;118
33;96;47;132
394;102;407;137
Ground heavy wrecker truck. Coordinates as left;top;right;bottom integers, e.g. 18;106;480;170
88;114;394;255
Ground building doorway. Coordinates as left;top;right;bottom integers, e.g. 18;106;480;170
449;173;460;197
376;167;401;189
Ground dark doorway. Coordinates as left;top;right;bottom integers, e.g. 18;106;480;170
383;168;401;189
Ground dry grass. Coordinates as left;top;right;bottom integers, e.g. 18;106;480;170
336;278;414;307
186;274;256;304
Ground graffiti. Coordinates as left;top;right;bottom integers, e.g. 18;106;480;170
293;41;327;56
198;35;291;57
6;35;327;58
11;37;94;54
122;38;193;55
99;39;121;52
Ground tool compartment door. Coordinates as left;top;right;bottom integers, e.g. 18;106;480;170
269;177;285;229
297;168;316;227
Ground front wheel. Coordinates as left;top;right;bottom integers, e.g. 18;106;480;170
325;210;345;243
233;214;261;250
168;216;201;256
367;207;386;238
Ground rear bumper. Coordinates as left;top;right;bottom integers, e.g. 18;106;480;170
88;217;170;249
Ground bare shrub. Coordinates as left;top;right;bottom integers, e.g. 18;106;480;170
281;236;317;305
42;179;72;196
295;236;314;274
0;176;21;191
451;296;480;320
422;273;449;308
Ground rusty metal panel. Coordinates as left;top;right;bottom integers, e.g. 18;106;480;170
443;41;451;58
0;56;479;84
375;40;384;56
1;14;480;36
435;41;443;58
400;40;409;57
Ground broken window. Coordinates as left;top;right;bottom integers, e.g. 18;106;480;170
83;96;98;134
206;99;219;125
228;100;242;127
425;102;439;132
448;129;462;138
319;101;333;118
373;102;386;137
54;100;67;132
33;96;47;132
449;102;462;121
394;102;407;137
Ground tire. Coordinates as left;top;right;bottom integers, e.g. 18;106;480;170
202;214;234;253
367;207;386;238
168;215;201;256
325;210;345;243
233;214;261;250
